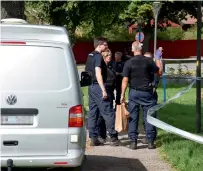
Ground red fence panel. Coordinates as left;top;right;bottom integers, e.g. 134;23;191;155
72;41;133;64
148;40;203;59
73;40;203;64
72;41;94;64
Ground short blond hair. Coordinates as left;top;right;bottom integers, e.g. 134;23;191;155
101;48;112;58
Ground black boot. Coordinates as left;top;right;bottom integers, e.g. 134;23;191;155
129;141;137;150
90;137;102;146
148;142;156;149
110;137;120;146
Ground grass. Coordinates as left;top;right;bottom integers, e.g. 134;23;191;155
81;83;203;171
155;84;203;171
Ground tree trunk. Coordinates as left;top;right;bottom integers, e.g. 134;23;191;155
1;1;25;20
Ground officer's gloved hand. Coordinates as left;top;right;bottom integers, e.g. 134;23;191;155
154;47;163;60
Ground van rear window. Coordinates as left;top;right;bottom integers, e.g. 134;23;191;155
0;46;69;91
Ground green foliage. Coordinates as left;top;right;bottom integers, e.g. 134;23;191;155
103;25;135;41
75;22;93;41
76;23;135;42
49;1;87;44
25;1;129;44
119;1;153;33
79;1;129;37
24;1;201;42
119;1;153;23
183;25;203;40
157;27;185;41
159;1;197;25
120;1;199;31
25;1;51;24
157;25;203;41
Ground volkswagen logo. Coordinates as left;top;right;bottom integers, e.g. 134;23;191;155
6;94;17;105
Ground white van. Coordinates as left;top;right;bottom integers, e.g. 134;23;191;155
0;18;91;170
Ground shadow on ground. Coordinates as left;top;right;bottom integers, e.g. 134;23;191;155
2;155;148;171
81;155;148;171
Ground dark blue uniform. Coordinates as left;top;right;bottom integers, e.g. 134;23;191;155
85;51;118;139
122;55;159;143
96;62;116;139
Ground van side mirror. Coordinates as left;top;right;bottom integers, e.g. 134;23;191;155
80;71;92;87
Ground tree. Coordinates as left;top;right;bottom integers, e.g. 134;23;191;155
1;1;25;20
49;1;87;43
25;1;130;42
25;1;83;43
119;1;200;31
49;1;129;40
80;1;129;37
25;1;51;24
159;1;198;25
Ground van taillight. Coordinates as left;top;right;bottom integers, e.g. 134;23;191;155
69;105;83;127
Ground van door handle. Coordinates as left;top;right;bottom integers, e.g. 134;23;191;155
3;141;18;146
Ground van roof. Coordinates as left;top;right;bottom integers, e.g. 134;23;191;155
0;23;71;44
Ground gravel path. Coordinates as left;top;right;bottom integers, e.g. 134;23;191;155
82;133;172;171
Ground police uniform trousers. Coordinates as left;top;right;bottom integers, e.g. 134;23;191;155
95;85;115;139
88;84;117;138
142;90;158;133
128;88;157;142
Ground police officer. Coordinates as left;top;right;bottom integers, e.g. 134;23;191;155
96;49;116;143
141;51;163;144
120;41;162;150
85;37;119;146
114;52;124;107
103;49;116;107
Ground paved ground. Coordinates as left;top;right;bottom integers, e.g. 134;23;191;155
82;133;171;171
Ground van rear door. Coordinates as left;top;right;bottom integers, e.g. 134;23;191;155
0;43;72;156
